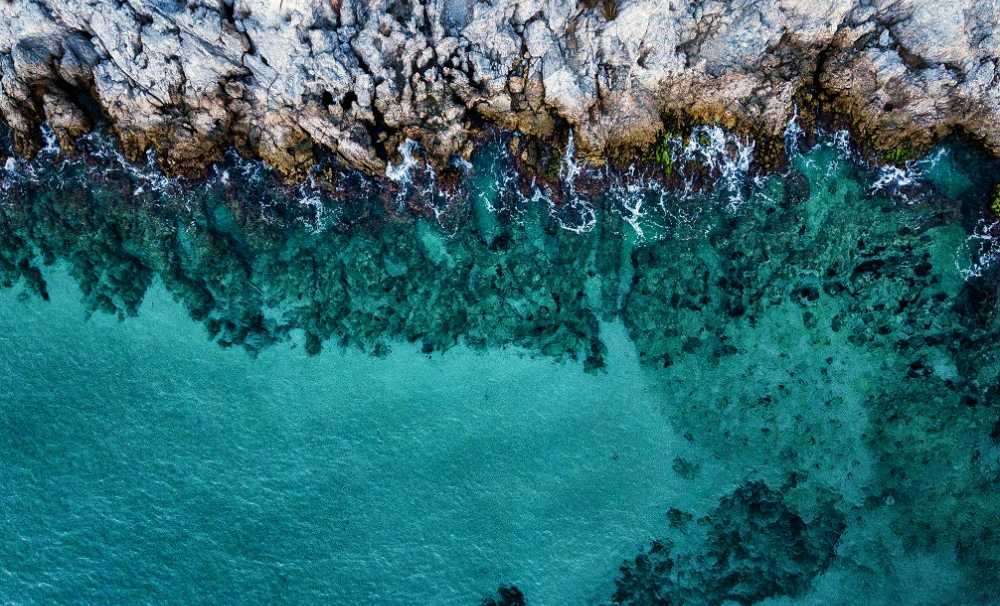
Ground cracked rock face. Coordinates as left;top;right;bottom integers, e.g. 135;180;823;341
2;0;999;178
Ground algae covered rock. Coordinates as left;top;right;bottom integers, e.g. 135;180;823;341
613;482;846;606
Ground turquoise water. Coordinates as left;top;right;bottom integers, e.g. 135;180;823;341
2;129;1000;604
1;269;682;604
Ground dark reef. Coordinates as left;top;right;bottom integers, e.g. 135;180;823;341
481;585;526;606
613;482;846;605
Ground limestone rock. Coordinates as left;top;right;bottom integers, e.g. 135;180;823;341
2;0;999;178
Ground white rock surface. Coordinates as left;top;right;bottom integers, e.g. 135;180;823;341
2;0;998;176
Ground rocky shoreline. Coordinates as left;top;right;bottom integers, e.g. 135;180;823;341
3;1;1000;180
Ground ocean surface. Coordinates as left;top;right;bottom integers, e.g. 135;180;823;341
2;125;1000;605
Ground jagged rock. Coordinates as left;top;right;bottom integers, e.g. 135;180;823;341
2;1;999;178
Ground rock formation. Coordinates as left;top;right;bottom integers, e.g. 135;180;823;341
613;482;847;605
2;0;999;178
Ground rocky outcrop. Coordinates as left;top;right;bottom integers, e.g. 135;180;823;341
2;1;999;178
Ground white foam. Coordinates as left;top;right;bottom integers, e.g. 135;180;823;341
676;125;755;209
619;187;647;240
606;167;650;239
604;164;710;243
295;193;335;234
386;139;419;184
478;133;520;217
39;124;60;156
382;139;460;229
831;130;853;158
870;164;914;193
560;130;583;186
957;216;1000;281
518;131;597;234
784;105;805;157
451;156;473;174
869;147;948;201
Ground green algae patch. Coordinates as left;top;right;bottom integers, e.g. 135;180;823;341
652;134;675;176
884;145;915;164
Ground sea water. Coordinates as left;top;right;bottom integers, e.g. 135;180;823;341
1;269;686;604
2;128;1000;605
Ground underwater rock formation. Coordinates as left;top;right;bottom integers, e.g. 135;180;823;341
481;585;526;606
3;1;1000;177
613;482;846;605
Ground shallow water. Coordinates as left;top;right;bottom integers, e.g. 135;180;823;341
2;269;685;604
2;129;1000;605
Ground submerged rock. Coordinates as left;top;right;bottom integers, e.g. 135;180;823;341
613;482;846;605
2;1;1000;178
481;585;526;606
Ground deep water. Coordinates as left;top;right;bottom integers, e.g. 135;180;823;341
2;126;1000;605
